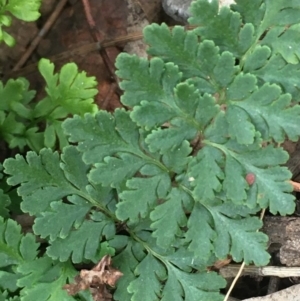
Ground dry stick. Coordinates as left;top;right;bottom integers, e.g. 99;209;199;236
6;25;196;79
132;0;153;21
223;263;245;301
81;0;96;29
221;265;300;278
223;209;266;301
290;180;300;192
101;82;118;110
81;0;120;88
12;0;68;71
6;33;144;79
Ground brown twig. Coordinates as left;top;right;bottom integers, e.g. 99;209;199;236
220;264;300;278
12;0;68;71
6;25;196;79
6;33;144;79
81;0;96;30
101;82;117;110
81;0;119;87
290;180;300;192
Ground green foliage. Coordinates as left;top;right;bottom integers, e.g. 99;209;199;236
0;59;98;151
0;167;10;218
0;216;37;295
2;0;300;300
0;0;42;46
4;146;116;261
17;257;76;301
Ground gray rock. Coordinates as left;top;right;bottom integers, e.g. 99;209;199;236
162;0;193;23
162;0;235;22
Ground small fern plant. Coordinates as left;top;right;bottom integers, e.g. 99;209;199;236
2;0;300;300
0;59;98;152
0;0;41;46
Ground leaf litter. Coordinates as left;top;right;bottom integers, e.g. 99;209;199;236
64;255;123;301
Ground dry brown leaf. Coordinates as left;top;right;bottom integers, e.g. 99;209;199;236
212;256;232;270
63;255;123;301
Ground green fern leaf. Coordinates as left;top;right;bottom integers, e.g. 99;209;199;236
239;0;300;32
163;264;225;301
17;256;76;301
145;121;197;154
0;0;41;46
47;211;115;263
144;24;212;79
0;78;34;119
113;239;148;301
150;188;191;249
63;110;183;225
243;45;271;72
185;203;269;265
0;291;20;301
4;148;76;215
142;26;239;93
116;53;181;106
63;110;143;162
4;146;117;263
231;144;294;214
37;59;98;117
0;190;10;218
5;0;41;21
189;0;248;56
89;154;145;188
211;203;269;264
114;235;225;301
161;140;192;173
117;173;171;223
191;0;300;62
185;204;216;262
128;254;166;301
31;59;98;149
33;196;92;241
261;25;300;64
250;54;300;99
225;76;300;143
0;217;39;293
231;0;266;28
116;54;221;152
188;146;224;201
0;78;36;150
